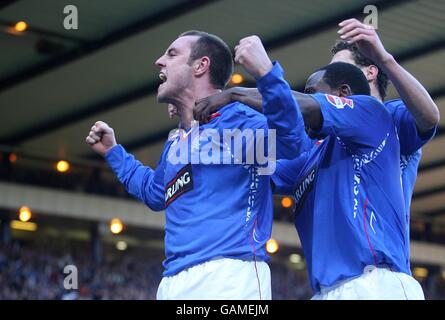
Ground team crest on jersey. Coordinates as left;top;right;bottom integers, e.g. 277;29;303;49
325;94;354;109
293;164;318;214
165;164;194;206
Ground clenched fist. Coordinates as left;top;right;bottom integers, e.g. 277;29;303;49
234;35;273;79
85;121;117;157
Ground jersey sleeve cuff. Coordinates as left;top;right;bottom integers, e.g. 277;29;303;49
255;61;284;90
104;144;126;169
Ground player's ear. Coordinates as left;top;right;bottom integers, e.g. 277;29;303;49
338;84;352;97
193;56;210;77
364;65;378;82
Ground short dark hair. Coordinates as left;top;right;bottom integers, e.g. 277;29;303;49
179;30;234;89
316;62;371;96
331;40;388;100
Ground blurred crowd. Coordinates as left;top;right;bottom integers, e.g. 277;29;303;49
0;243;161;300
0;242;444;300
0;242;313;300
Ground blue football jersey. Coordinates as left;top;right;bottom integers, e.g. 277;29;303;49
273;94;409;292
105;61;302;276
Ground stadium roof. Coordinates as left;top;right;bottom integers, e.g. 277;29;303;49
0;0;444;229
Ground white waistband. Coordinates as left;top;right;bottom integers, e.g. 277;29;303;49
318;265;391;294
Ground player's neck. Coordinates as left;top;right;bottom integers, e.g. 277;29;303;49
370;85;383;103
178;109;194;130
177;83;222;129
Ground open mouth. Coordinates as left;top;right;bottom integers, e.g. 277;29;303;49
159;72;167;83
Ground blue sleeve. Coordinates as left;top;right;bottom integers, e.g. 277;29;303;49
311;93;393;154
256;61;312;158
272;152;310;195
386;99;437;156
105;144;166;211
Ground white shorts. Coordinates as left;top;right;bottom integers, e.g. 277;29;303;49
156;257;271;300
312;265;425;300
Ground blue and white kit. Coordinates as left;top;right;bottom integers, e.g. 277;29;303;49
105;62;300;280
273;94;420;293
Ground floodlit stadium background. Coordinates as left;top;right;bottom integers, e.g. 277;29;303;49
0;0;444;299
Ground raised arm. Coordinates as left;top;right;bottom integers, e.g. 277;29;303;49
338;18;440;133
85;121;166;211
233;35;323;158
